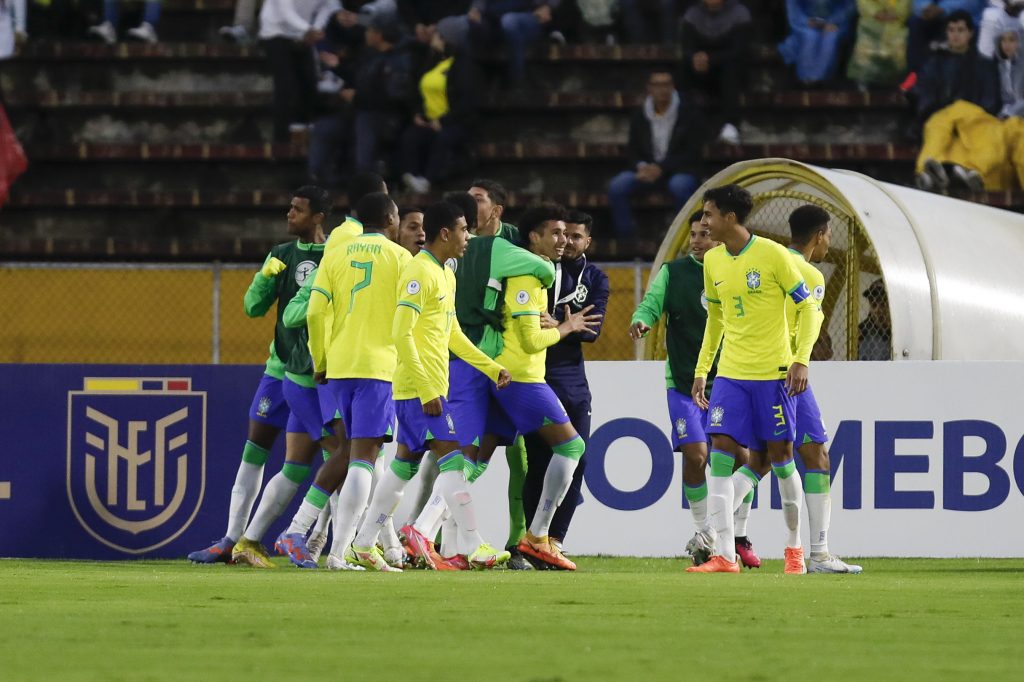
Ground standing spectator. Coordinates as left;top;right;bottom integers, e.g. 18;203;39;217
678;0;751;144
993;24;1024;188
0;0;25;60
619;0;679;45
848;0;913;89
492;1;566;86
349;14;415;172
977;0;1024;59
259;0;337;142
607;70;704;237
858;280;891;360
522;210;608;555
398;17;480;194
778;0;857;86
88;0;162;44
906;0;986;73
914;10;1001;192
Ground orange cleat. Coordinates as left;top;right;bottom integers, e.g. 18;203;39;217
784;546;807;574
685;555;740;573
400;523;450;571
442;554;471;570
517;532;576;571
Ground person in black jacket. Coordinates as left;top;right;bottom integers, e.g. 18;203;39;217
398;16;480;194
607;70;704;237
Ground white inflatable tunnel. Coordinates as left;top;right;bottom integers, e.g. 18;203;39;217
645;158;1024;361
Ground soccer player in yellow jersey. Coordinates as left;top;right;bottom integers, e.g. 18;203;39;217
347;202;515;571
305;192;412;566
491;204;602;570
687;185;822;575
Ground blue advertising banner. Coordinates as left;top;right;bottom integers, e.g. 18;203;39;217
0;364;300;559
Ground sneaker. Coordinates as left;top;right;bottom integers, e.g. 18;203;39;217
187;536;235;564
232;537;276;568
126;22;158;44
88;21;116;46
784;546;807;575
467;543;511;569
923;158;949;190
718;123;741;145
326;553;366;571
306;531;328;563
950;164;984;192
807;554;863;574
351;544;403;572
399;524;449;570
685;555;740;573
274;532;318;569
685;529;714;566
218;24;251;44
517;532;576;571
402;172;431;194
505;548;534;571
735;537;762;569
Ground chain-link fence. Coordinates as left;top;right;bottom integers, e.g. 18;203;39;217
0;262;648;364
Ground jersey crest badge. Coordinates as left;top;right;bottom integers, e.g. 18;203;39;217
710;406;725;427
406;280;421;295
813;285;825;300
256;396;272;417
675;418;688;439
700;290;708;311
573;284;589;304
745;269;761;290
446;413;455;434
516;290;530;305
295;260;317;286
445;258;458;272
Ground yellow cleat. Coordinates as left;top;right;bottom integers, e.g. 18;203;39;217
231;537;276;568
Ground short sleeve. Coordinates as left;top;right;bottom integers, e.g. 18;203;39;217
506;275;543;317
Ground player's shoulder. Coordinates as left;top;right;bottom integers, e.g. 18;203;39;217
702;244;728;264
506;273;542;289
270;240;295;257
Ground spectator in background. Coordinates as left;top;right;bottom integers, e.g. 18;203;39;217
679;0;751;145
977;0;1024;59
847;0;912;89
492;1;568;86
993;23;1024;188
396;0;470;47
398;17;480;194
0;0;26;61
607;70;703;237
914;10;1001;192
259;0;337;142
619;0;679;44
88;0;162;44
907;0;986;73
778;0;857;86
858;279;891;360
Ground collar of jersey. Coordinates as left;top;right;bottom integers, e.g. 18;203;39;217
687;253;703;267
787;247;807;261
360;231;387;238
728;234;756;257
295;240;326;251
420;249;443;268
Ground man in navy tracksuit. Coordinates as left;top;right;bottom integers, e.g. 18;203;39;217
522;210;610;559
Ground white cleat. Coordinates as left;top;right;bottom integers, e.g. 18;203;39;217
382;546;406;569
807;554;863;574
306;531;328;563
326;553;366;571
685;528;715;566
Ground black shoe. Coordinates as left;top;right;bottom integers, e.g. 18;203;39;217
505;548;534;570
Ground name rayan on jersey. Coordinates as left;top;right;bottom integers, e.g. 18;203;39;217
347;242;382;256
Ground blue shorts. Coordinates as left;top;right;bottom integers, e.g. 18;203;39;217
666;388;707;449
282;377;326;442
396;397;459;453
326;378;395;441
491;381;570;437
706;377;796;451
795;385;828;445
319;381;340;425
448;357;516;448
248;374;289;430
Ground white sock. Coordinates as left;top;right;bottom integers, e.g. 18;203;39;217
706;473;736;562
354;467;408;549
777;473;804;548
226;460;264;542
440;514;459;557
413;476;448;537
435;469;483;554
730;470;756;513
406;451;439;526
806;492;830;556
328;465;374;557
689;497;708;528
312;501;332;536
242;472;299;542
286;498;322;535
734;497;752;538
381;515;402;552
429;508;451;541
528;454;578;538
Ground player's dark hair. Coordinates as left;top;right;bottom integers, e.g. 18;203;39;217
703;184;753;224
518;202;567;237
442;191;478;232
347;172;387;213
946;8;974;31
689;210;704;225
423;201;465;243
292;185;331;218
399;206;423;220
788;205;830;245
565;209;593;233
469;178;508;207
356;192;396;230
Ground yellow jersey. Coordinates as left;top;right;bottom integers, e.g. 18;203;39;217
495;274;561;384
695;235;818;381
307;231;412;380
325;216;363;257
785;249;826;354
392;250;503;402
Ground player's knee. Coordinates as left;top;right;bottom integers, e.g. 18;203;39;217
281;461;311;485
553;436;585;462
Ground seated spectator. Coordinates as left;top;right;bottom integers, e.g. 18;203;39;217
398;17;480;193
778;0;857;86
858;279;891;360
1;0;26;62
607;70;703;237
678;0;751;145
88;0;162;44
977;0;1024;59
994;24;1024;188
485;1;567;86
914;9;1002;192
619;0;679;45
847;0;912;89
906;0;986;73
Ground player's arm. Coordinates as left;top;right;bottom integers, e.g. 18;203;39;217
394;268;435;403
449;324;506;385
491;238;557;287
780;256;821;395
692;266;723;409
507;275;562;353
243;251;285;317
630;264;668;339
282;269;315;328
306;265;333;374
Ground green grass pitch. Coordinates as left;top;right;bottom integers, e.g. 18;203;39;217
1;557;1021;680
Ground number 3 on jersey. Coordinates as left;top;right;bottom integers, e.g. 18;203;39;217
732;295;745;318
349;260;373;312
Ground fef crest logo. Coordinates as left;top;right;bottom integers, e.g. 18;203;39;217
67;378;207;554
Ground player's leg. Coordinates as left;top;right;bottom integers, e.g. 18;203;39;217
548;394;593;549
730;447;767;569
521;432;553;541
755;379;804;574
